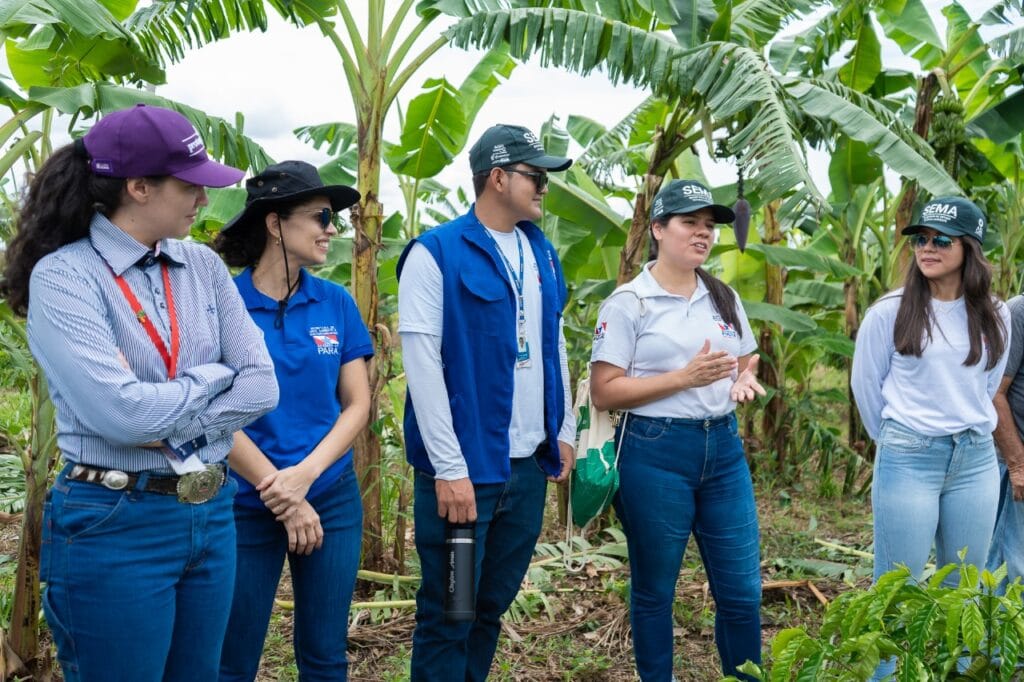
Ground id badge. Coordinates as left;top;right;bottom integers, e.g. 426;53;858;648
160;445;207;474
516;337;531;368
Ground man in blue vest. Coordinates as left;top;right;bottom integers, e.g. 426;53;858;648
397;124;577;680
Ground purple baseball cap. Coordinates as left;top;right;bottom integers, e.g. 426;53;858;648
82;104;244;187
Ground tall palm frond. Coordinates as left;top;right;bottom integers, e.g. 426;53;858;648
445;8;827;206
126;0;271;66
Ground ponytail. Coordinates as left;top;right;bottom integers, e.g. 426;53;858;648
1;143;125;315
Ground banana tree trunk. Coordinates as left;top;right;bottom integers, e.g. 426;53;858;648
618;128;673;285
352;101;385;570
9;372;58;672
894;73;939;282
758;201;787;473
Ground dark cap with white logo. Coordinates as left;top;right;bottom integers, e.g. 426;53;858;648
902;196;987;243
469;124;572;174
650;180;735;224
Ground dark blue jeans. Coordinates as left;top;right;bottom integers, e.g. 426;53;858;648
219;467;363;682
614;414;762;682
410;455;548;682
41;464;238;682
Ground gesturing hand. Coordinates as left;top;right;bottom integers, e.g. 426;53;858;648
730;355;767;403
682;339;738;389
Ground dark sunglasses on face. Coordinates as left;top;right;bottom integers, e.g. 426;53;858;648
298;207;337;230
503;168;549;191
911;233;955;250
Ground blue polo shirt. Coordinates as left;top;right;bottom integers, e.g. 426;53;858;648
232;268;374;508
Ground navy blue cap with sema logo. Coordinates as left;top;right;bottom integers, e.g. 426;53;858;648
901;196;987;243
651;180;735;224
469;124;572;174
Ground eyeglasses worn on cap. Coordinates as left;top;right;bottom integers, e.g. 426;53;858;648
911;234;956;250
502;168;549;191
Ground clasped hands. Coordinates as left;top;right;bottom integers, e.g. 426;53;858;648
258;465;323;556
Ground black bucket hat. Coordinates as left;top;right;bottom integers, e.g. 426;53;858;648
220;160;360;234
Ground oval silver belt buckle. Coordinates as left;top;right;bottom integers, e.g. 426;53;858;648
101;470;129;490
176;465;224;504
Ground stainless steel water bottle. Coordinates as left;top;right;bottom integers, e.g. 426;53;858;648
444;522;475;622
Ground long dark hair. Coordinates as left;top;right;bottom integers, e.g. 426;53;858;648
894;236;1006;369
650;216;743;337
212;197;307;268
1;144;126;316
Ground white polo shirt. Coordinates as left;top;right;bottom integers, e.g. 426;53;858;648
590;263;757;419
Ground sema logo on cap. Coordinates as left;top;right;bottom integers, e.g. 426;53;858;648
650;179;735;224
901;196;987;244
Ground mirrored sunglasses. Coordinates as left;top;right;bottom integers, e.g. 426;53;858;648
911;234;955;250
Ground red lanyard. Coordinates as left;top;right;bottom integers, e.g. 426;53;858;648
111;263;179;379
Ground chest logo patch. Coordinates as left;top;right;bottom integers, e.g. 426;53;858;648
712;314;738;339
310;325;339;355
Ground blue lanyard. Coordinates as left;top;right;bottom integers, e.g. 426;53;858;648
485;228;526;317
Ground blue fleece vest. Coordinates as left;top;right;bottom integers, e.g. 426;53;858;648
397;208;568;484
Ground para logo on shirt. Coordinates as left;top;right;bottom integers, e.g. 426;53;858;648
309;325;339;355
712;314;737;339
593;321;607;341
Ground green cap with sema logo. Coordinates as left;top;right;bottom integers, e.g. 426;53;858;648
650;180;735;224
469;124;572;175
901;196;987;243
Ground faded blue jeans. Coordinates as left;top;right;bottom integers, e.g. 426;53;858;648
871;419;999;680
986;460;1024;591
614;413;762;682
41;464;238;682
410;455;548;682
219;466;363;681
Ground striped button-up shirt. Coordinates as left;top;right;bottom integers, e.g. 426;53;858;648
27;214;279;473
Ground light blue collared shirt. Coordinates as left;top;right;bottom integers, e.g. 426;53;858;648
27;214;279;473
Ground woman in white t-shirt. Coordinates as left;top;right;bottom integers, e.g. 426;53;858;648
590;180;765;682
851;196;1009;680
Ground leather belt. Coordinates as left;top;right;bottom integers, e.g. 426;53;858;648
67;462;226;504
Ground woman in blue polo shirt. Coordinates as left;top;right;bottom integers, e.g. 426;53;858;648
213;161;373;681
590;180;765;681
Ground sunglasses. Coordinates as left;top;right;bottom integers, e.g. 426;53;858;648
503;168;549;191
298;207;337;230
910;234;955;250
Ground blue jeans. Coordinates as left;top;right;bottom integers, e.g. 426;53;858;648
987;460;1024;592
410;455;548;682
41;465;238;682
219;467;363;681
614;414;762;682
871;419;999;680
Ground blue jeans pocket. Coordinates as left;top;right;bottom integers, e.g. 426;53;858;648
627;417;670;442
878;421;928;453
53;485;129;540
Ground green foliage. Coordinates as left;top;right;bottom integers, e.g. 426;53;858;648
729;563;1024;681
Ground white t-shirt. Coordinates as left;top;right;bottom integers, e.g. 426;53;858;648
851;289;1011;440
590;262;757;419
398;230;574;479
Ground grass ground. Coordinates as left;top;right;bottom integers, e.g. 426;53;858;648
254;472;875;681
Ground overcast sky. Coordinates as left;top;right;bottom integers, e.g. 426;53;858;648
152;2;1007;212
